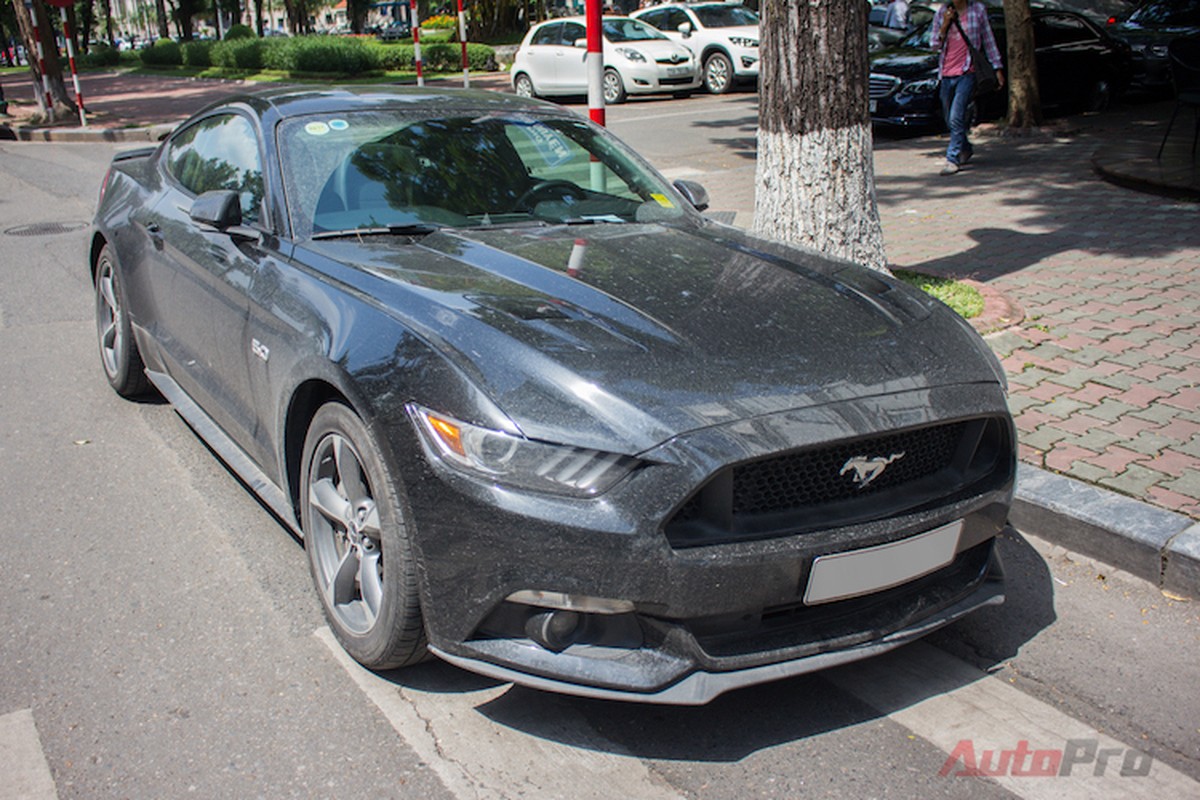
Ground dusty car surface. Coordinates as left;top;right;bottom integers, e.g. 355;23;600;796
90;86;1014;704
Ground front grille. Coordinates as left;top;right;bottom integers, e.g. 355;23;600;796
869;74;901;99
659;76;694;86
666;417;1012;547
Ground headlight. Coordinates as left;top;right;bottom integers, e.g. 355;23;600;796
615;47;647;63
901;78;940;96
410;405;640;496
728;36;758;48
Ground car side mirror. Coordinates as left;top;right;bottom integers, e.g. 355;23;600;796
572;38;587;48
677;22;693;38
673;179;709;212
190;190;262;242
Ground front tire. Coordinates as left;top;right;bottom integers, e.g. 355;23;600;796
94;244;150;398
302;402;426;669
703;52;734;94
602;68;627;104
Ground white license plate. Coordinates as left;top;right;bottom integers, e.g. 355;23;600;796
803;520;962;606
667;66;689;76
869;99;878;113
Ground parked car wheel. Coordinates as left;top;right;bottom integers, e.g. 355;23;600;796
602;68;627;104
302;402;426;669
703;51;733;94
94;245;150;398
513;72;536;99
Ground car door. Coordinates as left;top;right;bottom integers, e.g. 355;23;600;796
150;111;271;454
525;22;566;93
555;21;589;93
1033;14;1103;105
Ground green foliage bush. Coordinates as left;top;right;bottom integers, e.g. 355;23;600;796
366;40;495;71
81;44;120;68
268;36;373;73
210;37;268;69
140;39;182;66
225;23;255;40
182;41;213;67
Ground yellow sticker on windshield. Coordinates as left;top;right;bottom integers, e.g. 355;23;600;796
305;121;330;136
650;193;674;208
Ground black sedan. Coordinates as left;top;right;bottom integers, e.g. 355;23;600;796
90;86;1014;704
1109;0;1200;90
871;8;1133;129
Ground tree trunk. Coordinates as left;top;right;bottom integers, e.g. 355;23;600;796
10;0;75;120
155;0;169;38
1003;0;1041;129
254;0;263;35
754;0;886;272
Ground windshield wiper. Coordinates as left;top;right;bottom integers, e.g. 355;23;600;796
312;223;446;240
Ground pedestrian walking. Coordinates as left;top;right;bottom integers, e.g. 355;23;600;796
930;0;1004;175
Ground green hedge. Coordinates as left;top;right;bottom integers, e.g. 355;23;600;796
146;35;495;75
81;44;120;68
225;23;255;40
140;39;182;66
182;41;213;67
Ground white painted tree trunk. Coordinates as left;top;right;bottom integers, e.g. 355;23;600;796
753;0;888;273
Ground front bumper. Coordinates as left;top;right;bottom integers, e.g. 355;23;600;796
400;384;1014;703
621;60;702;94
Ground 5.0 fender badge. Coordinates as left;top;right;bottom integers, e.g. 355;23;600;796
840;452;905;489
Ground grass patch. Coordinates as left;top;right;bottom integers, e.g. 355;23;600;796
893;269;984;319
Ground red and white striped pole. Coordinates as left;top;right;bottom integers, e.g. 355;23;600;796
585;0;604;127
26;0;54;123
58;6;86;127
409;0;423;87
456;0;468;88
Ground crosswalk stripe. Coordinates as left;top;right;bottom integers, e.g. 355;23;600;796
825;640;1199;799
316;627;684;800
0;709;58;800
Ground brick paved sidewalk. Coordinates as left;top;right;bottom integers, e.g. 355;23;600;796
873;109;1200;519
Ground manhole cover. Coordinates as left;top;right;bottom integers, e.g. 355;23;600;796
5;222;88;237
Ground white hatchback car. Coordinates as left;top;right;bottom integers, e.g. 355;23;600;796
511;16;701;104
631;2;760;94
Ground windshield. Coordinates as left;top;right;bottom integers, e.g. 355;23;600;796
278;110;689;239
602;17;668;41
693;5;759;27
1128;0;1200;26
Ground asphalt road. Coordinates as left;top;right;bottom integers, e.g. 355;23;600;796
1;100;1198;799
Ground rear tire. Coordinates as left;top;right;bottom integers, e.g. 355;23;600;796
94;244;151;398
513;72;536;99
302;402;427;670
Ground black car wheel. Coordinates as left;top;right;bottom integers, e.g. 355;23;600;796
703;52;733;94
302;402;426;669
603;68;627;104
513;72;537;99
94;245;150;398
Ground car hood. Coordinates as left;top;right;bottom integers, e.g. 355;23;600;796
307;222;1001;454
607;38;694;60
871;46;939;79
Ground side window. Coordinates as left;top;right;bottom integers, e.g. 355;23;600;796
165;114;265;225
530;23;561;46
1036;15;1096;47
560;22;586;46
639;9;666;30
666;9;691;31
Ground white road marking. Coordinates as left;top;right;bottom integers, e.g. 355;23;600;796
826;641;1199;799
315;627;683;800
657;166;707;180
0;709;58;800
611;100;751;126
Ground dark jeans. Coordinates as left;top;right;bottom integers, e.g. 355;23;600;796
939;72;975;165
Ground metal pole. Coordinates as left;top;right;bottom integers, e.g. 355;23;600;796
27;0;54;122
410;0;423;87
59;7;85;126
456;0;468;88
585;0;603;127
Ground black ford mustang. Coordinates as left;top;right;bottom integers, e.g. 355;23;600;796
90;86;1014;704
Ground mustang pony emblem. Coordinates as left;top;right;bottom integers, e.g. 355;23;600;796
840;453;906;489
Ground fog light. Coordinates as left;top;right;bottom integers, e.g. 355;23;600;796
525;611;581;652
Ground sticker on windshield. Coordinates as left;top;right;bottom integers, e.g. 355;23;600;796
328;119;349;131
650;193;675;208
305;121;331;136
523;126;572;168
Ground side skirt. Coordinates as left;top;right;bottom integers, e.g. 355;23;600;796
145;369;302;538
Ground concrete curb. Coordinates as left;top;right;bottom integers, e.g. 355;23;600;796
1012;463;1198;598
2;122;175;143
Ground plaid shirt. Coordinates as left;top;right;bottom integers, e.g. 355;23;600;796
930;1;1004;76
